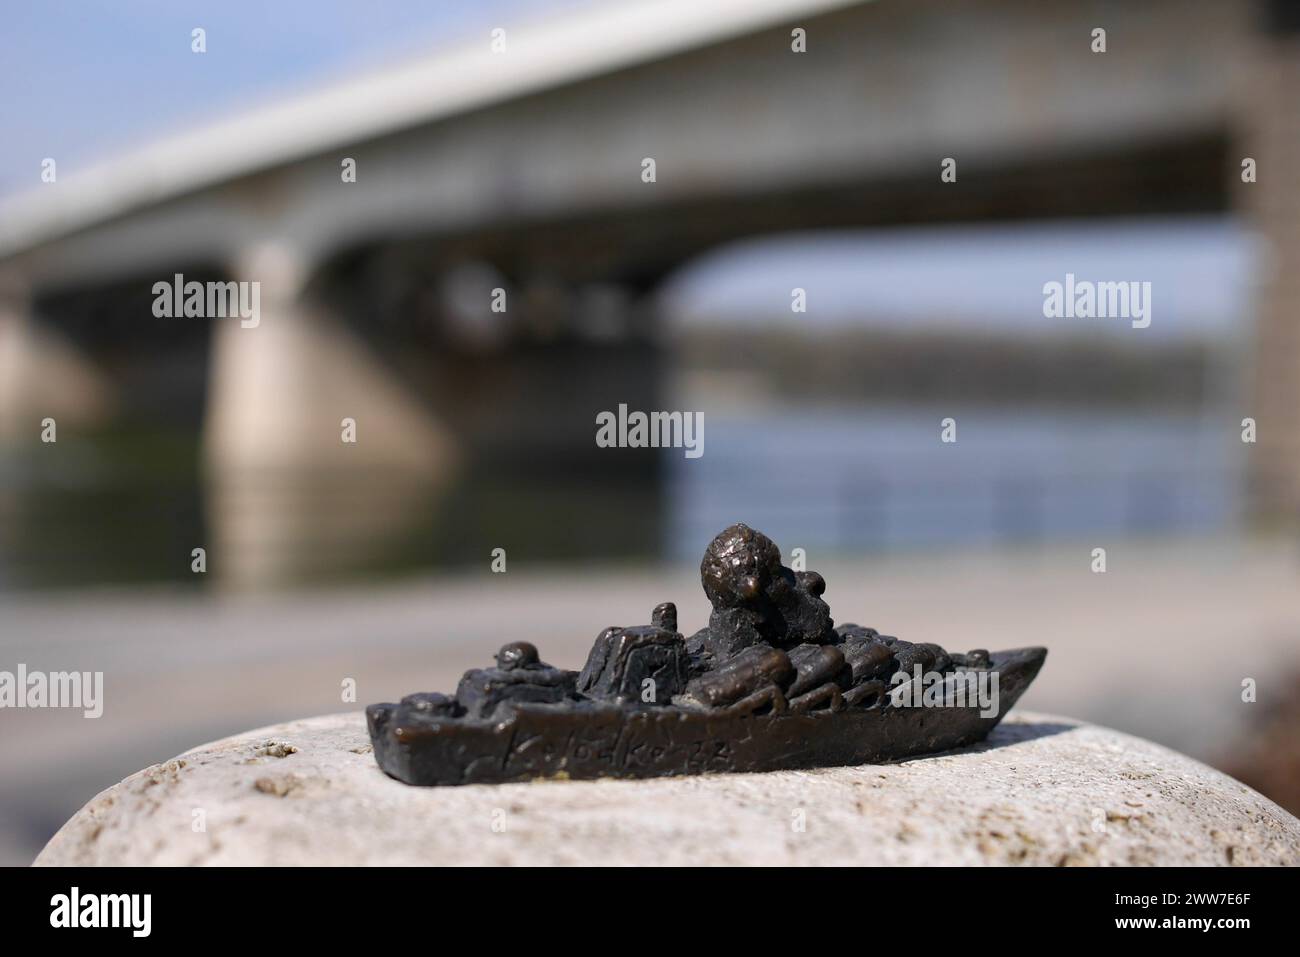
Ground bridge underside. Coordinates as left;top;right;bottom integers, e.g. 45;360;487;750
326;132;1230;297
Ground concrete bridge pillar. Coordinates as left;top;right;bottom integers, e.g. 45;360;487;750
0;268;115;442
1243;19;1300;524
0;270;31;441
202;241;459;588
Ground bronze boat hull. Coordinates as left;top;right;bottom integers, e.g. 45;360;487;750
367;646;1047;786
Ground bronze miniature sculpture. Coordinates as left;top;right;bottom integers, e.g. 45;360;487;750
367;524;1047;785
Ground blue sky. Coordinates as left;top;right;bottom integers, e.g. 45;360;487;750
0;0;586;199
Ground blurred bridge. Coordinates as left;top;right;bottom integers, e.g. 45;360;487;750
0;0;1297;585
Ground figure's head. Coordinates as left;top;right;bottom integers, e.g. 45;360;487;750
699;524;833;647
700;524;782;609
495;641;540;670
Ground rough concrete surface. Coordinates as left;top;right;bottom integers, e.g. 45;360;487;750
34;710;1300;866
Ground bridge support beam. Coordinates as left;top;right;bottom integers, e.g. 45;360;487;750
202;242;459;588
1244;25;1300;525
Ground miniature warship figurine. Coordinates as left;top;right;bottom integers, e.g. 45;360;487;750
367;524;1046;785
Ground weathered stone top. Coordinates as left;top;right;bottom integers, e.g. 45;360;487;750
34;710;1300;866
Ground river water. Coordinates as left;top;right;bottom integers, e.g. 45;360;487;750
0;405;1242;590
